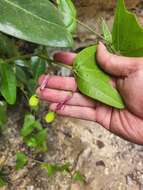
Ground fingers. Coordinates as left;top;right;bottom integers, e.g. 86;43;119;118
38;75;77;92
54;52;76;65
36;88;96;108
96;42;142;76
50;103;97;121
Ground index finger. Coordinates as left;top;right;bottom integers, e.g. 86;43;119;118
53;52;76;65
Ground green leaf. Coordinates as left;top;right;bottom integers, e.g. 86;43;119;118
0;33;18;58
16;152;28;170
41;162;70;177
0;101;7;127
30;56;46;81
21;114;47;151
73;46;125;109
0;60;16;105
35;129;48;152
0;171;7;187
27;79;37;95
41;163;57;177
112;0;143;57
72;171;85;182
0;0;73;47
21;114;36;137
59;162;70;172
57;0;77;33
16;65;27;85
24;135;37;148
101;18;112;44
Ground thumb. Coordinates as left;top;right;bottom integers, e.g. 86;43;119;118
96;42;142;76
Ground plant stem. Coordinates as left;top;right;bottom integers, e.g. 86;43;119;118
6;53;34;63
38;54;73;70
29;156;44;164
76;19;105;40
5;53;73;70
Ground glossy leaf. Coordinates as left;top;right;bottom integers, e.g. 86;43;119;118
16;65;27;85
16;152;28;170
73;46;125;109
57;0;77;33
0;0;73;47
0;60;16;105
112;0;143;57
30;56;46;81
0;101;7;127
101;18;112;44
27;79;37;95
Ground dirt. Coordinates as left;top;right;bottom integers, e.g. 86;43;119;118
1;1;143;190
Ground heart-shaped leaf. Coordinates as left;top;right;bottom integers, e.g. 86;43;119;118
112;0;143;57
73;46;125;109
0;0;73;47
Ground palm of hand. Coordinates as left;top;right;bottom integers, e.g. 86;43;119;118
37;43;143;145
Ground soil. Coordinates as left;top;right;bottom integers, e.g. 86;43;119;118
1;1;143;190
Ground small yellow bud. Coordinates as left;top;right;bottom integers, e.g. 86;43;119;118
29;95;39;107
44;111;56;123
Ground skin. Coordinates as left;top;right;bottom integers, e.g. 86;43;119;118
37;42;143;145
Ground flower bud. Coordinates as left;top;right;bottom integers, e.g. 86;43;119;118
29;95;39;107
44;111;56;123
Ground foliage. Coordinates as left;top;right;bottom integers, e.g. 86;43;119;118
0;59;16;105
21;114;48;152
112;0;143;57
0;0;73;47
41;162;70;177
0;170;7;187
0;101;7;129
72;171;85;182
73;45;125;109
16;152;28;170
57;0;77;33
101;18;112;44
0;0;143;185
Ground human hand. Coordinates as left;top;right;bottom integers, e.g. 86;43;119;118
36;42;143;145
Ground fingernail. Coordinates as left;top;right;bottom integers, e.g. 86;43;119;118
100;41;106;47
